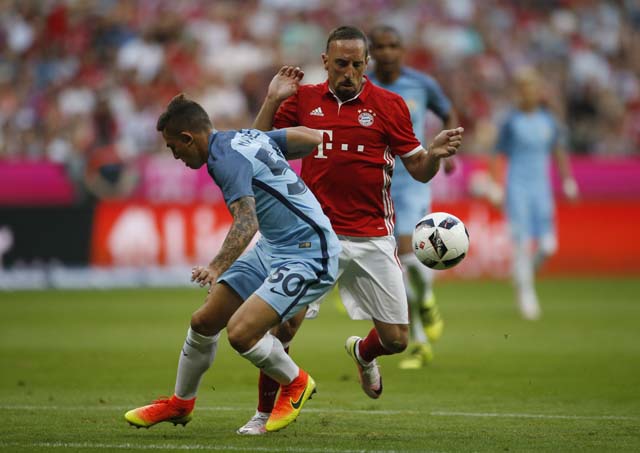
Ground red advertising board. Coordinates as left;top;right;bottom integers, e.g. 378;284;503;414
542;200;640;275
91;201;233;267
432;199;640;278
91;199;640;277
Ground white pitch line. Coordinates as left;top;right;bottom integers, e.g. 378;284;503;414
0;405;637;421
430;411;638;421
0;442;436;453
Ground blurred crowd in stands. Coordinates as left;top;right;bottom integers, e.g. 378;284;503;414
1;0;639;200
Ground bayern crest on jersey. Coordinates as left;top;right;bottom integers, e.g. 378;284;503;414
357;109;375;126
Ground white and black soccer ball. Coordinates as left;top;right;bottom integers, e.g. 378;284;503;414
412;212;469;270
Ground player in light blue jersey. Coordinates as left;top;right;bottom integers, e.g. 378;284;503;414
489;69;578;320
368;25;459;369
124;94;340;433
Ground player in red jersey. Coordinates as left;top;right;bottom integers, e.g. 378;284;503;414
237;26;463;435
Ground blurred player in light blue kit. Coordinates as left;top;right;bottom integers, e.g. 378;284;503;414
368;25;459;369
489;69;578;320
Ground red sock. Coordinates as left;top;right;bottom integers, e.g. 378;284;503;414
257;346;289;413
358;328;393;363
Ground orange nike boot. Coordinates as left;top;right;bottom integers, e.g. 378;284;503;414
265;369;316;432
124;395;195;428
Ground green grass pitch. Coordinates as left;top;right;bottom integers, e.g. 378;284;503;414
1;278;639;452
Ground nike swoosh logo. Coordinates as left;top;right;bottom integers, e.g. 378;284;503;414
181;348;188;357
290;389;306;409
270;287;285;296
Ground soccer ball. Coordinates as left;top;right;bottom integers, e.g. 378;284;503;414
412;212;469;270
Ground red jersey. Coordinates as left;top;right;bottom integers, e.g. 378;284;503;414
274;78;422;237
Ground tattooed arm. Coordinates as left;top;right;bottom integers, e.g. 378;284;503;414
191;196;259;291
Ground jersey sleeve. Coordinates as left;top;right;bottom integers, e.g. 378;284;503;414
208;145;255;207
423;75;452;121
387;95;423;157
273;91;300;129
265;129;288;157
494;115;513;155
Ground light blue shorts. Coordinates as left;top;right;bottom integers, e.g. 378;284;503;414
219;241;338;321
506;190;555;243
391;171;431;236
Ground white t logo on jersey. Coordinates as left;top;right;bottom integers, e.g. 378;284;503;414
315;129;365;158
315;130;332;159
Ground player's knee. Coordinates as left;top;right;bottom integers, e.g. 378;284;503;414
190;310;217;337
273;316;303;344
273;322;294;344
379;330;409;353
386;338;408;353
226;323;253;353
191;309;226;337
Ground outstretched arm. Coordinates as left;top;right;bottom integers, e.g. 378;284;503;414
441;108;460;174
253;66;304;131
402;127;464;183
191;196;259;292
283;127;323;160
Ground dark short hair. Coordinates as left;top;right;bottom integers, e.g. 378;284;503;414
156;94;212;137
369;25;403;47
326;26;368;58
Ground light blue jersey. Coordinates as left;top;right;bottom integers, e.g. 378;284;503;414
208;129;340;320
208;129;340;259
495;108;560;242
368;67;452;235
